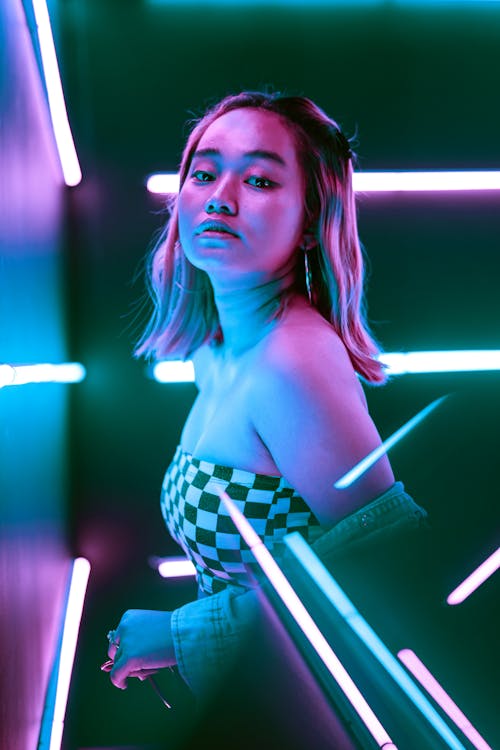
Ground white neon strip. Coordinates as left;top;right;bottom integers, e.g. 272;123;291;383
379;351;500;375
152;360;195;383
157;557;197;578
334;395;447;489
398;650;493;750
49;558;91;750
217;489;396;749
32;0;82;186
285;533;466;750
146;171;500;195
447;547;500;605
0;363;86;388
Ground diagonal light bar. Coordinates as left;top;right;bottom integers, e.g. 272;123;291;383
398;649;493;750
146;171;500;195
334;395;447;489
447;547;500;605
32;0;82;186
379;351;500;375
0;363;86;388
39;558;91;750
218;489;397;749
285;533;467;750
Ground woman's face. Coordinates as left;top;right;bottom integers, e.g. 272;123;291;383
177;107;307;289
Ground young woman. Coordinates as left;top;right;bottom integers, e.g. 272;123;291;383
104;91;426;701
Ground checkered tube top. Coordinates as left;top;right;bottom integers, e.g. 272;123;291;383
161;444;322;595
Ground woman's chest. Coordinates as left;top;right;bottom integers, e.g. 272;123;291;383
180;375;279;474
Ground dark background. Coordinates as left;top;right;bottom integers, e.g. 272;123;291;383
1;1;499;749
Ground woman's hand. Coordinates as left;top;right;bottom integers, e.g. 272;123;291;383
105;609;176;690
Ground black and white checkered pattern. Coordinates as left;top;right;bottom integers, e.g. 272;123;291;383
161;445;322;595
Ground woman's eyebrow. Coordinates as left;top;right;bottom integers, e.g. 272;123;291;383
193;147;287;167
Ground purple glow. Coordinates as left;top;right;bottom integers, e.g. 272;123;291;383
218;488;396;748
157;557;196;578
334;395;447;489
146;171;500;195
48;558;91;750
398;650;493;750
32;0;82;186
447;547;500;605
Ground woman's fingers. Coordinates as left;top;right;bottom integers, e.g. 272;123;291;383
106;629;120;661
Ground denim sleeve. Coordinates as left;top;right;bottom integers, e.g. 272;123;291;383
170;583;261;695
170;481;427;695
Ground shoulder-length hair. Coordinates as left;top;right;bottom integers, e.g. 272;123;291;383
135;91;387;384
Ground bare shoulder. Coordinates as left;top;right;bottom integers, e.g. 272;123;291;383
255;304;368;410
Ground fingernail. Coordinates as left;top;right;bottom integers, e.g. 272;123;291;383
100;660;113;671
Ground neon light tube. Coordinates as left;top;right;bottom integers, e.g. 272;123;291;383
32;0;82;186
447;547;500;605
0;363;86;388
44;558;91;750
217;489;396;749
334;395;447;489
284;533;466;750
379;351;500;375
146;171;500;195
152;360;195;383
398;650;493;750
157;557;196;578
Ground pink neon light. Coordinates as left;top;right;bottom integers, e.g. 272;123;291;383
157;557;196;578
32;0;82;186
398;650;493;750
218;489;396;749
447;547;500;605
50;558;91;750
146;171;500;195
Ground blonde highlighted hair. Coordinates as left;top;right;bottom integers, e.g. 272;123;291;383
135;91;387;384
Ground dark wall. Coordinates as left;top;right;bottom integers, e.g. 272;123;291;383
58;2;499;747
0;3;71;750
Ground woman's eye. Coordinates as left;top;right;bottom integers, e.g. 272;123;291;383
191;170;214;183
247;176;274;189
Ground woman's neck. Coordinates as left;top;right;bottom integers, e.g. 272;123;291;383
211;269;298;356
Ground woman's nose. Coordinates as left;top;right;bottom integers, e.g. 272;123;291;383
205;181;237;215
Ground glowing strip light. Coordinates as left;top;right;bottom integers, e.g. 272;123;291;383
152;352;500;385
32;0;82;186
146;171;500;195
284;533;466;750
334;395;447;489
0;363;86;388
398;650;493;750
447;547;500;605
157;557;196;578
152;360;195;383
217;489;396;749
379;351;500;375
44;558;91;750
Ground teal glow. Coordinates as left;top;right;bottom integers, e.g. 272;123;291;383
284;532;467;750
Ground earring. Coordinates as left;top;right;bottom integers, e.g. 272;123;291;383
303;250;312;304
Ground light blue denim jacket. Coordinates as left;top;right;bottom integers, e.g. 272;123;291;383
170;481;427;696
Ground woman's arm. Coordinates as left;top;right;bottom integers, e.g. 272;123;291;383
251;325;395;527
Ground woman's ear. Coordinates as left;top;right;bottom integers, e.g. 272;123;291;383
301;230;318;251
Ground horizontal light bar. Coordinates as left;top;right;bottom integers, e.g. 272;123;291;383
447;547;500;605
379;351;500;375
334;395;446;489
285;533;466;750
146;171;500;195
156;557;196;578
0;363;86;388
398;649;493;750
32;0;82;186
41;558;91;750
152;360;195;383
218;489;396;748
